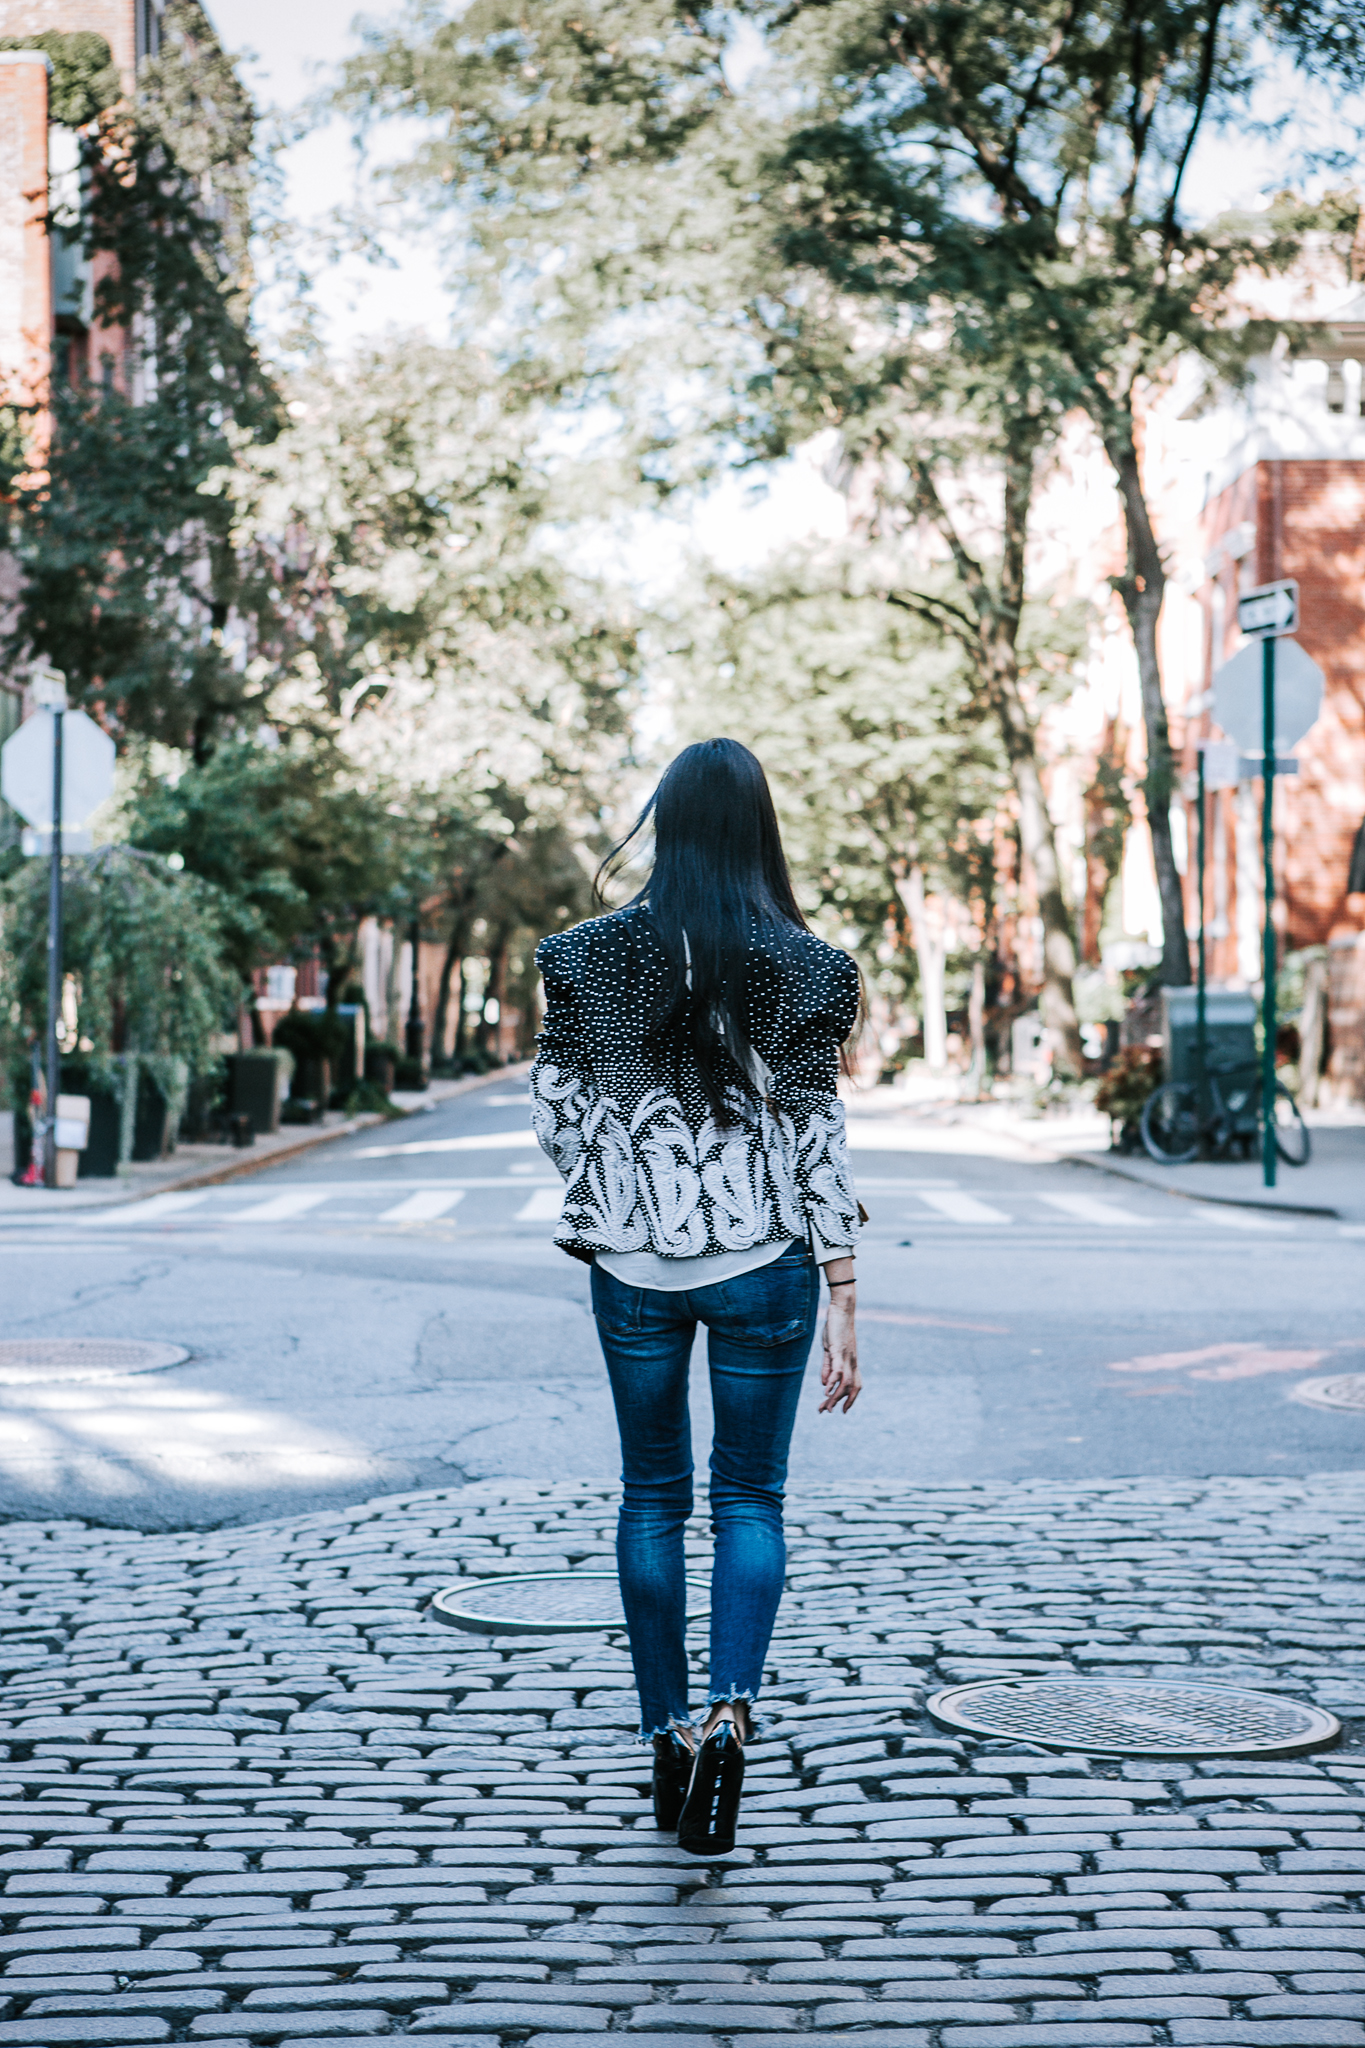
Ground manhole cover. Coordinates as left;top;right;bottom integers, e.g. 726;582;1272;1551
430;1571;711;1636
927;1678;1340;1757
0;1340;190;1385
1290;1374;1365;1413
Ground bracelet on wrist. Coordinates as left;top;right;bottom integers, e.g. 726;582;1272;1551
827;1277;856;1291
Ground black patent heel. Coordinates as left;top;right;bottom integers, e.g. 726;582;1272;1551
652;1729;694;1830
676;1718;746;1855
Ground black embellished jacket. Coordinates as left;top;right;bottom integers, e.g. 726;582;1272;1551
530;905;861;1265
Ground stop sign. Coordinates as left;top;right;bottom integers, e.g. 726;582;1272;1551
1212;637;1324;757
1;709;115;829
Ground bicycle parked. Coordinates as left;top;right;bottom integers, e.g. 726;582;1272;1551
1140;1057;1310;1168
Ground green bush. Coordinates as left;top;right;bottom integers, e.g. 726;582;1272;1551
0;845;236;1082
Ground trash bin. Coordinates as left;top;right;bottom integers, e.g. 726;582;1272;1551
1161;988;1257;1084
79;1091;121;1177
228;1049;292;1135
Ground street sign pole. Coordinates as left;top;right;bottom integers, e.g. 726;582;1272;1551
1196;747;1207;1095
1261;637;1277;1190
44;708;64;1189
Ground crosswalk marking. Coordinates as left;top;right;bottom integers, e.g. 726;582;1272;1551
1198;1205;1295;1232
78;1192;210;1227
914;1190;1011;1224
379;1189;466;1222
515;1188;563;1221
1037;1191;1153;1228
228;1190;332;1224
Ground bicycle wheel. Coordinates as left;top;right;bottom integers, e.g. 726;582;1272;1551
1273;1082;1311;1167
1141;1083;1201;1164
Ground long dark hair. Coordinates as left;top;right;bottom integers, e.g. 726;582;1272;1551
596;738;808;1120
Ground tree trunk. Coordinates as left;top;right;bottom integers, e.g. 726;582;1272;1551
989;670;1085;1077
430;927;464;1070
1298;951;1328;1108
453;952;468;1062
1107;428;1191;987
896;868;949;1069
967;955;986;1095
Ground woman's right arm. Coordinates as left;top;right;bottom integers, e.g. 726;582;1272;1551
818;1254;860;1413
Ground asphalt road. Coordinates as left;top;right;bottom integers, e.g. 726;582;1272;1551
1;1078;1361;1529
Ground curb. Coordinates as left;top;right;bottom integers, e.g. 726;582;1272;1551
1009;1125;1342;1219
14;1061;533;1212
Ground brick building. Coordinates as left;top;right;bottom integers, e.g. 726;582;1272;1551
1182;293;1365;1099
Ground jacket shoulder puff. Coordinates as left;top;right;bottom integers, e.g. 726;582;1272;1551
535;909;650;987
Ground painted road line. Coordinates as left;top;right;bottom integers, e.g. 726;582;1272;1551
1037;1191;1154;1227
227;1190;333;1224
1197;1206;1296;1231
913;1190;1012;1225
355;1130;540;1159
77;1192;211;1227
379;1190;467;1222
515;1188;564;1221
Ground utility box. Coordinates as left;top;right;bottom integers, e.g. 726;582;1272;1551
1161;987;1257;1084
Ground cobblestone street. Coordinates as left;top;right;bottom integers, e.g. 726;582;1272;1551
0;1475;1360;2047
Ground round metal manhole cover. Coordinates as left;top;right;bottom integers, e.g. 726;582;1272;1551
1289;1374;1365;1413
928;1678;1340;1757
0;1340;190;1385
430;1571;711;1636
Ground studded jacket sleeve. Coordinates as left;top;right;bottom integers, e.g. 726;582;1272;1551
761;948;861;1258
528;931;598;1189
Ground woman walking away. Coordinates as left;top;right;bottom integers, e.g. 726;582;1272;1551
529;738;862;1856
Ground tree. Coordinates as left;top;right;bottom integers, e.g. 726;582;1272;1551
343;0;1364;998
339;3;1089;1064
1;3;281;754
735;0;1363;986
666;560;1012;1065
0;844;235;1075
126;737;426;1017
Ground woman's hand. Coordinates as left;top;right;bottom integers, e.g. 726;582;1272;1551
818;1268;860;1414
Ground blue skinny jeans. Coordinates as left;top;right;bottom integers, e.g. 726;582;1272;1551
589;1244;820;1738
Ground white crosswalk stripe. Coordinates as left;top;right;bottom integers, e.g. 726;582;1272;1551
914;1190;1011;1224
227;1190;333;1224
515;1188;564;1221
78;1192;210;1227
379;1189;466;1222
1037;1191;1154;1227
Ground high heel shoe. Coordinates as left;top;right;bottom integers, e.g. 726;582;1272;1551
676;1718;746;1855
651;1729;694;1830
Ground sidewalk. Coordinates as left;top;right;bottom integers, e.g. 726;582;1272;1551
0;1473;1359;2045
845;1082;1365;1223
0;1062;531;1216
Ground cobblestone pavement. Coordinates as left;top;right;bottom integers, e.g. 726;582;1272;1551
0;1476;1362;2048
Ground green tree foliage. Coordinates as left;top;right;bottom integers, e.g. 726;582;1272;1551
728;0;1362;987
1;2;280;754
227;337;639;792
342;0;1364;1011
126;738;429;1012
0;30;121;125
0;845;235;1074
667;563;1009;1028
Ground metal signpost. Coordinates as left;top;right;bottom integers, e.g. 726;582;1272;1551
0;673;114;1187
1214;581;1322;1190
